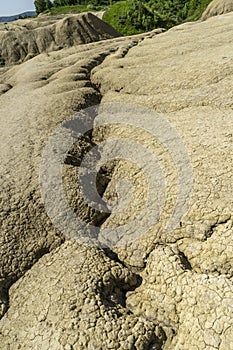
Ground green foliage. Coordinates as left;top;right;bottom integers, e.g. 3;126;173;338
34;0;47;14
46;0;53;10
52;0;110;6
45;4;103;15
103;0;176;35
36;0;214;34
103;1;139;35
186;0;213;20
103;0;213;35
35;0;53;13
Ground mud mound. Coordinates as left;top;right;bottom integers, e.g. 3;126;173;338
202;0;233;20
0;12;121;66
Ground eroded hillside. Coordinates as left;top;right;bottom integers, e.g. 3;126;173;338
0;8;232;350
0;12;121;66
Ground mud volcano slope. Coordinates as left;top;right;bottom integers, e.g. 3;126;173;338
0;10;232;350
202;0;233;20
0;12;121;66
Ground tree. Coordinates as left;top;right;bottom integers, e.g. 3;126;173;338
46;0;53;10
34;0;47;14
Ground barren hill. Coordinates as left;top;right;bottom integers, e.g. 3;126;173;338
0;10;232;350
0;12;121;66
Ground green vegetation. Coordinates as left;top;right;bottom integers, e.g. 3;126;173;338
103;1;146;35
34;0;105;15
34;0;213;35
186;0;213;20
34;0;109;14
34;0;53;14
103;0;213;35
44;4;103;15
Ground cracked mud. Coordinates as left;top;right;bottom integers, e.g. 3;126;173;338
0;9;232;350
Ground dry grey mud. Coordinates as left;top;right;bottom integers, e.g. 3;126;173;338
0;10;232;350
0;12;121;66
202;0;233;20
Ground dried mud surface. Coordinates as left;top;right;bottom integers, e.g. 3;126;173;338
202;0;233;20
0;11;232;350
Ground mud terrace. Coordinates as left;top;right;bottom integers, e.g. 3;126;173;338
0;8;232;350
